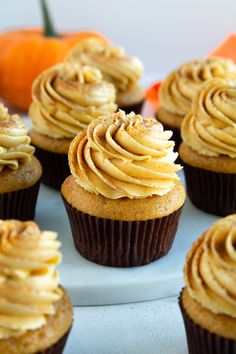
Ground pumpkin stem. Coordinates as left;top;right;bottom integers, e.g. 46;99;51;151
40;0;59;37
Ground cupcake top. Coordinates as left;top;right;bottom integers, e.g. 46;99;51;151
0;220;62;339
29;62;117;139
69;110;181;199
181;78;236;158
184;214;236;318
159;57;236;117
0;104;34;172
67;37;143;93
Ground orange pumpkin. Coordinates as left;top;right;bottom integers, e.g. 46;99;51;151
0;0;106;110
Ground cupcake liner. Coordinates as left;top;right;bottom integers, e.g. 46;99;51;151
34;146;70;190
0;179;41;221
183;163;236;216
179;291;236;354
119;100;144;114
38;327;71;354
62;196;183;267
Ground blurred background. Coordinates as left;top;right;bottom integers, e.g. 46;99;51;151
2;0;236;82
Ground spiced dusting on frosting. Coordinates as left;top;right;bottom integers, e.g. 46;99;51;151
0;104;34;172
0;220;62;339
181;78;236;157
184;214;236;318
29;62;117;139
69;111;181;199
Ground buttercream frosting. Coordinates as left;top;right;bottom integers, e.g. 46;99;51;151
68;38;143;93
0;220;62;339
181;78;236;157
69;110;181;199
29;63;117;139
184;214;236;318
159;57;236;116
0;104;34;172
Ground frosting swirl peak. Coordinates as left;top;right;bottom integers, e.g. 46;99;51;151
29;63;117;139
184;214;236;318
68;38;143;93
69;111;181;199
181;78;236;157
0;220;62;339
159;57;236;116
0;104;34;172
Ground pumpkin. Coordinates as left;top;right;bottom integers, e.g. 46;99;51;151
0;0;106;110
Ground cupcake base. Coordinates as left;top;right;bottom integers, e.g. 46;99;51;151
34;146;70;190
38;327;71;354
183;162;236;216
0;179;41;220
179;290;236;354
62;195;183;267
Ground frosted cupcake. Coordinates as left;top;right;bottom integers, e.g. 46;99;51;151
0;219;73;353
179;214;236;354
29;62;117;189
68;37;144;114
158;57;236;149
0;104;42;220
62;111;185;267
180;78;236;216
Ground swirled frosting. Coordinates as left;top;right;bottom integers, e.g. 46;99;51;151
0;104;34;172
68;38;143;93
29;63;117;139
184;214;236;318
69;111;181;199
181;78;236;157
0;220;62;339
159;57;236;116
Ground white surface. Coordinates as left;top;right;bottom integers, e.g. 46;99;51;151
1;0;236;76
64;296;188;354
34;169;218;306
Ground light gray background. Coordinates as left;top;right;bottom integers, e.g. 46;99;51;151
1;0;236;78
1;2;234;353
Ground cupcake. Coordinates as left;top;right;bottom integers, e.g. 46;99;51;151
0;219;73;353
29;62;117;189
61;110;185;267
179;214;236;354
158;57;236;149
0;104;42;220
67;37;144;114
179;78;236;216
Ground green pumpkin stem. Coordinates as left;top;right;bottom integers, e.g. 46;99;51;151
40;0;59;37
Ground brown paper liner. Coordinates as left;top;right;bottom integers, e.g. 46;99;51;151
119;100;144;114
183;162;236;216
179;291;236;354
37;327;71;354
0;179;41;221
34;146;70;190
62;196;183;267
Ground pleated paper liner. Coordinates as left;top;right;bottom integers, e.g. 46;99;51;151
62;195;183;267
34;146;70;190
0;179;41;220
183;162;236;216
179;291;236;354
37;327;71;354
119;100;144;115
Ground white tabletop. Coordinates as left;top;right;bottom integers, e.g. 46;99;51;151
64;296;188;354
